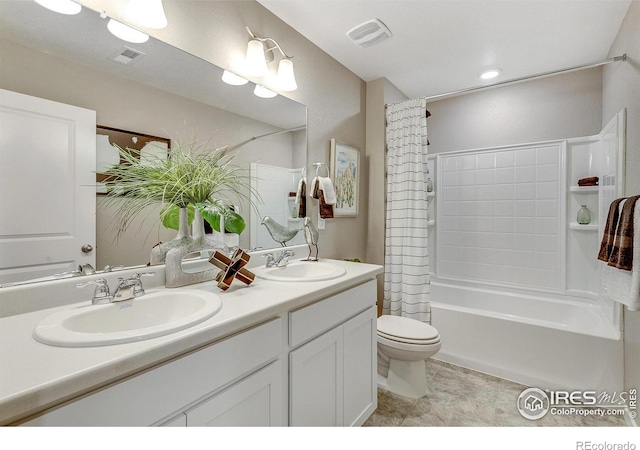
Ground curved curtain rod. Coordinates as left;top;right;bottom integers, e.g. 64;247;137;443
227;125;306;151
385;54;627;106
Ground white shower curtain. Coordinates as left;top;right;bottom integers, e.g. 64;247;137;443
383;98;431;323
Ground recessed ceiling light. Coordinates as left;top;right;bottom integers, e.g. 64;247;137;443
480;68;502;80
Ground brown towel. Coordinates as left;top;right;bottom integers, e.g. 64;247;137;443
297;179;306;218
313;178;334;219
578;176;599;186
598;197;626;263
598;196;640;271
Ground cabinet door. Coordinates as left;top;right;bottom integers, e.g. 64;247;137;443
186;361;283;427
343;307;377;426
289;326;344;426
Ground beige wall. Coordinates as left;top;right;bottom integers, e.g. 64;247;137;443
602;0;640;410
78;0;368;261
365;78;407;309
426;68;603;154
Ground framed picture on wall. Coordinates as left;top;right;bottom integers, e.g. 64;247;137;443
330;138;360;217
96;125;171;194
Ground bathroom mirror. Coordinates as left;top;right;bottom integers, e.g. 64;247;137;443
0;1;307;286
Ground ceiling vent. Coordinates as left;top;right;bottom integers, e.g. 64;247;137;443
110;46;146;65
346;19;392;48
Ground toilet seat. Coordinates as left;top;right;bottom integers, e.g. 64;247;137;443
377;315;440;345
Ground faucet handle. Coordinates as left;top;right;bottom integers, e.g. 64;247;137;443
130;272;155;296
76;278;111;303
131;272;156;280
262;253;276;267
102;264;125;273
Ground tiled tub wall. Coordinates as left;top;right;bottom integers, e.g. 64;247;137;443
437;142;564;291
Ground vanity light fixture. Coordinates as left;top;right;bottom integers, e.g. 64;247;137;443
244;39;269;77
480;67;502;80
33;0;81;15
221;70;249;86
254;85;278;99
125;0;168;29
107;19;150;44
243;26;298;93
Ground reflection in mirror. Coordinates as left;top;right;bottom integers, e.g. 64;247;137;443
0;2;307;286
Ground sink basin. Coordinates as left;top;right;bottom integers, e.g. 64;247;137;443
33;289;223;347
253;260;346;282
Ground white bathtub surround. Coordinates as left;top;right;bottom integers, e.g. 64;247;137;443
430;280;623;394
601;196;640;311
383;98;432;322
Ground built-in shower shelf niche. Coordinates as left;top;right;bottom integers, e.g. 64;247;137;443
569;222;598;231
569;186;600;193
564;110;625;316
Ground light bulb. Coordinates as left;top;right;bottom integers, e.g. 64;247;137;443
244;40;268;77
34;0;81;15
275;58;297;91
254;85;277;99
125;0;168;29
222;70;249;86
107;19;149;44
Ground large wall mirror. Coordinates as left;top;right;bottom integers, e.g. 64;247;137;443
0;1;307;286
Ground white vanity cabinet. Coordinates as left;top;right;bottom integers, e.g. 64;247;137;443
288;280;377;426
22;318;285;426
17;277;379;427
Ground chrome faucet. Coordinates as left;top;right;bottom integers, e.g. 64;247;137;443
76;278;111;305
264;250;295;268
76;272;155;305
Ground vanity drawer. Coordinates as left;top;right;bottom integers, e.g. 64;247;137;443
289;280;376;348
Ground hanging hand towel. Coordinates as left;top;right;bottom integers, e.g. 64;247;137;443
601;196;640;311
599;195;640;270
598;197;627;263
312;177;334;219
295;178;306;218
318;177;337;205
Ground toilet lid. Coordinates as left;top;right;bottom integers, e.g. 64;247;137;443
377;315;439;342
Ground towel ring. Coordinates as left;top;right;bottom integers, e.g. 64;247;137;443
313;162;330;177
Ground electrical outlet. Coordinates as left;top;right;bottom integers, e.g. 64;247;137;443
318;212;326;230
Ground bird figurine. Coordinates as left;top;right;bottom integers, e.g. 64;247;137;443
303;216;319;261
261;216;301;247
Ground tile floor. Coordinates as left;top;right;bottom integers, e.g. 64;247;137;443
363;359;627;427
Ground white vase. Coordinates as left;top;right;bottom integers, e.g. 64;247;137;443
150;207;194;265
165;208;219;288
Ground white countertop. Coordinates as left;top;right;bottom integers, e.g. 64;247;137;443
0;259;382;425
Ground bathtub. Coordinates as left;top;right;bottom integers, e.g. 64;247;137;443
429;280;624;393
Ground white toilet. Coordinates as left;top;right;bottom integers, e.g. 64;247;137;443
377;315;441;399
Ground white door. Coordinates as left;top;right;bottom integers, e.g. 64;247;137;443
289;326;344;426
343;307;377;426
186;361;284;426
0;89;96;284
